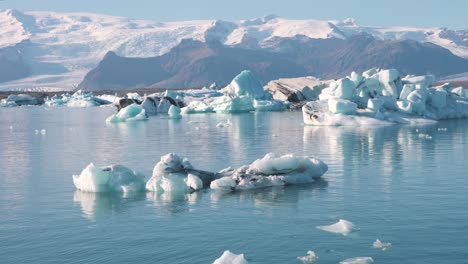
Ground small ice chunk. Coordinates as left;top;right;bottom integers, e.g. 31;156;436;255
72;164;146;193
168;105;182;119
418;133;432;139
216;120;232;128
373;239;392;251
40;129;46;135
317;219;358;235
340;257;374;264
297;251;318;263
106;104;148;123
213;250;248;264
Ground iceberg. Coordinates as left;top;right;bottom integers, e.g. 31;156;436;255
146;153;214;193
210;153;328;191
181;100;214;114
225;70;271;100
317;219;358;235
213;250;248;264
253;99;289;111
211;95;255;113
106;103;148;123
168;105;182;119
339;257;374;264
72;163;146;193
303;68;468;126
45;90;110;107
297;251;318;263
264;76;325;102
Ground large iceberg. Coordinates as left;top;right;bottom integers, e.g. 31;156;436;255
212;250;248;264
106;103;148;123
73;163;146;193
303;68;468;126
146;153;214;193
225;70;271;100
45;90;110;107
264;76;325;102
211;95;255;113
210;153;328;191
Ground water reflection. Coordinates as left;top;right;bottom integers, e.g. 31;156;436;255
210;180;328;209
146;191;204;215
73;191;145;219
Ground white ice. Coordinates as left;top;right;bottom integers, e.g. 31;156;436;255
168;105;182;119
73;163;146;193
211;95;254;113
106;103;148;123
146;153;203;194
339;257;374;264
212;250;248;264
225;70;271;100
210;153;328;191
297;251;318;263
373;239;392;251
317;219;358;235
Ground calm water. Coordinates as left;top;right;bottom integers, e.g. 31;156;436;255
0;107;467;263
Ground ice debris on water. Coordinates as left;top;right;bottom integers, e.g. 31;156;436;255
106;103;148;123
418;133;432;139
317;219;358;235
210;153;328;191
73;164;146;193
339;257;374;264
34;129;46;135
212;250;248;264
297;251;318;263
373;239;392;251
216;120;232;128
146;153;212;194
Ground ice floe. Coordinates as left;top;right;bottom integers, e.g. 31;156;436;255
317;219;358;235
73;164;146;193
297;251;318;263
213;250;248;264
373;239;392;251
45;90;111;107
339;257;374;264
168;105;182;119
0;94;43;107
106;103;148;123
210;153;328;191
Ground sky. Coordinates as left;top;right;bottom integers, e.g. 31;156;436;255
1;0;468;29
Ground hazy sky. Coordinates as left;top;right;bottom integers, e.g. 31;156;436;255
1;0;467;29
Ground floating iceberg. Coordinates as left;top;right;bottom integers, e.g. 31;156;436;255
45;90;110;107
317;219;358;235
213;250;248;264
303;68;468;126
373;239;392;251
265;76;325;102
181;100;214;114
106;103;148;123
211;95;255;113
168;105;182;119
1;94;43;107
73;163;146;193
146;153;214;193
225;70;271;100
297;251;318;263
339;257;374;264
210;153;328;191
253;99;289;111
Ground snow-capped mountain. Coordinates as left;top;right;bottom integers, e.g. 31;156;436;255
1;9;468;91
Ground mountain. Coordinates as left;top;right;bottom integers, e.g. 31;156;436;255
1;9;468;90
79;35;468;90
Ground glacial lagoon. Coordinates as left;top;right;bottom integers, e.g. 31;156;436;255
1;107;467;263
